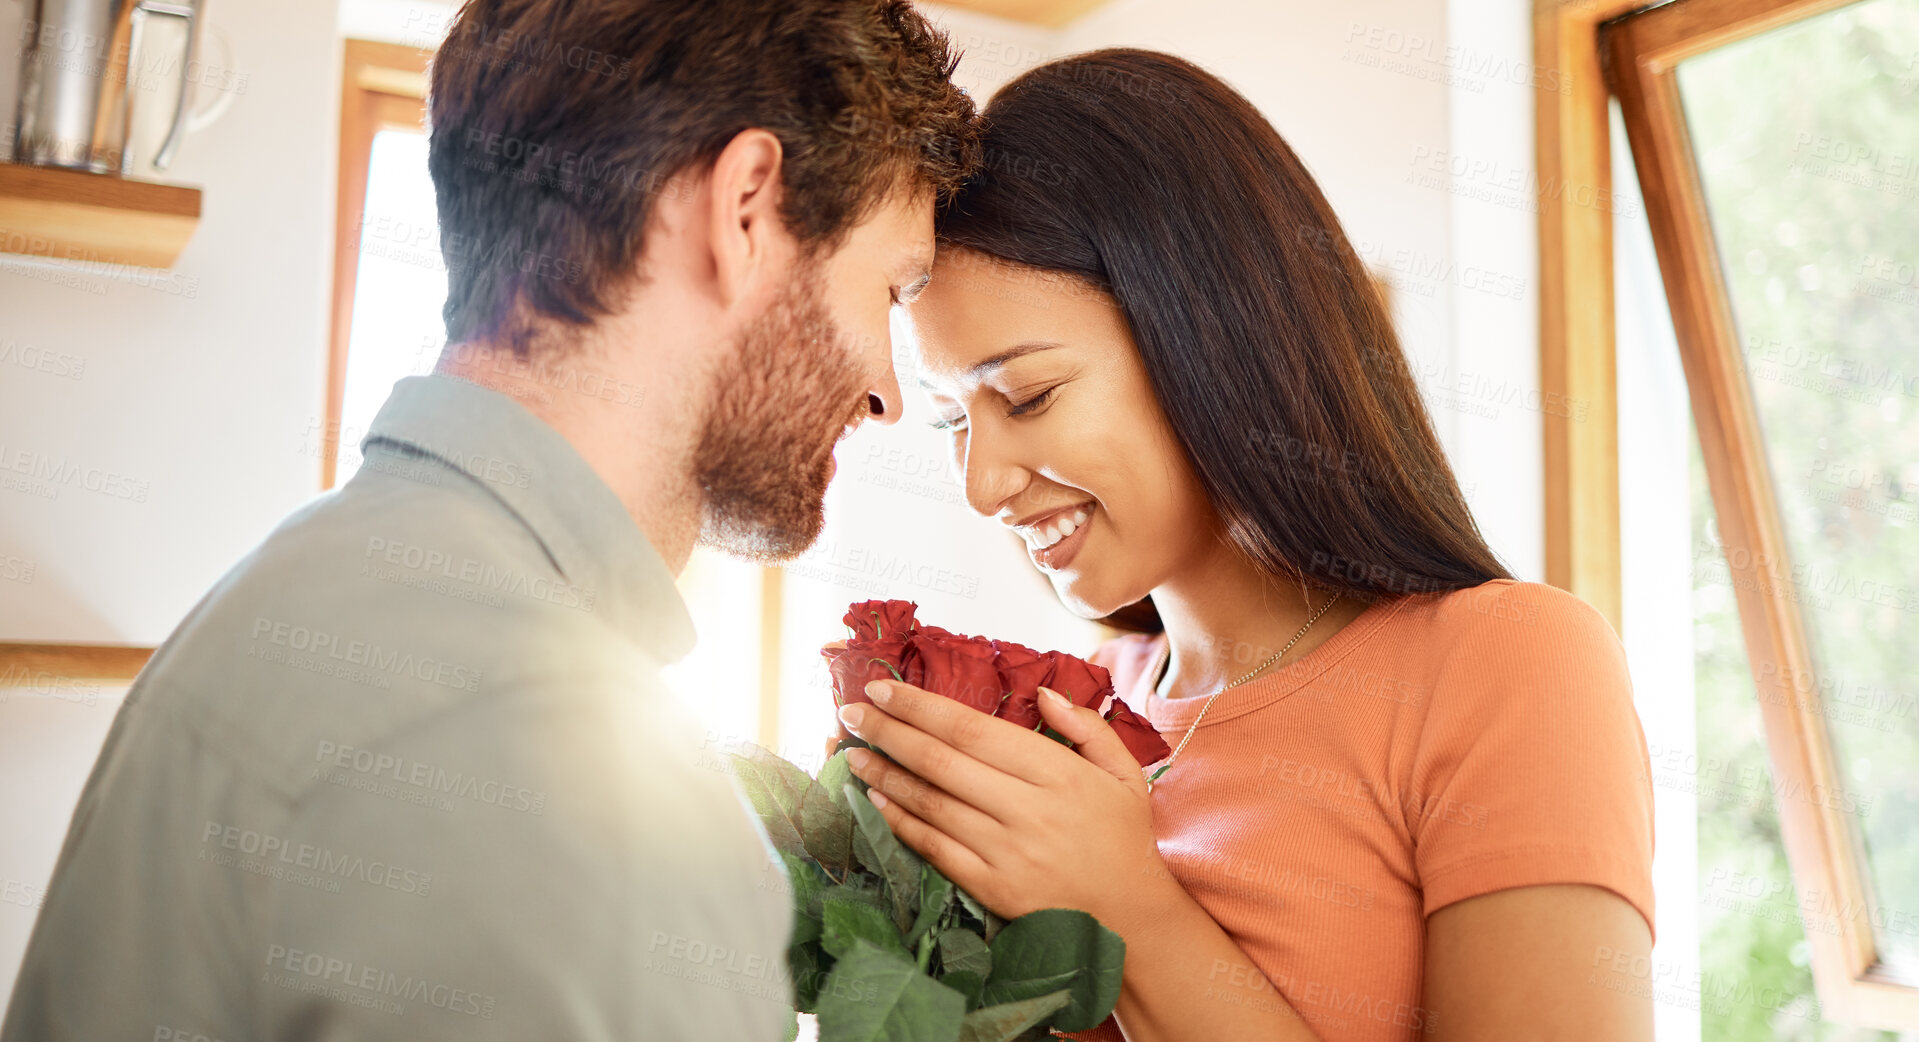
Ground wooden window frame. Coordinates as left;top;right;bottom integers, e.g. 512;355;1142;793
1540;0;1919;1024
323;40;432;492
1536;0;1644;632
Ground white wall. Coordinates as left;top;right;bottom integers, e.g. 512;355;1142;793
1445;0;1546;582
0;0;340;642
0;0;343;1009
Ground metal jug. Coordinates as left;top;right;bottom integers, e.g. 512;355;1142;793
12;0;198;174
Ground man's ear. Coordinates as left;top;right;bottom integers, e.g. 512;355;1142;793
705;128;790;311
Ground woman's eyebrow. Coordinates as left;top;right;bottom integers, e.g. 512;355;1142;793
968;341;1063;377
916;341;1066;392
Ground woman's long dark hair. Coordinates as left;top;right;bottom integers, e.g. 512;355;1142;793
936;49;1512;633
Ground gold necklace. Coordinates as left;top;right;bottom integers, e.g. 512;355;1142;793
1143;591;1342;794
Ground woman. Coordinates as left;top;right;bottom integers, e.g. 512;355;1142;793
832;49;1655;1040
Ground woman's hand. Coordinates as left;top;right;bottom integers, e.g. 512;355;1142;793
836;680;1330;1042
834;677;1170;930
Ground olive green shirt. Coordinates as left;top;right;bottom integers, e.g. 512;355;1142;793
1;375;794;1041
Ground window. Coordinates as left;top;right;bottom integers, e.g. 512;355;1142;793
1543;0;1919;1029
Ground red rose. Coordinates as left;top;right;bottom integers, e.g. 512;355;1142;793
844;600;919;642
991;640;1053;729
907;631;1003;714
824;638;909;707
1103;698;1171;767
1041;652;1113;711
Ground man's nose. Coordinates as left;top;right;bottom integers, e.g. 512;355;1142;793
863;356;904;427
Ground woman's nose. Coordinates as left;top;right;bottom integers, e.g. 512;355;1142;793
959;427;1026;518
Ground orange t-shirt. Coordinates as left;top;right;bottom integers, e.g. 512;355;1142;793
1064;579;1654;1042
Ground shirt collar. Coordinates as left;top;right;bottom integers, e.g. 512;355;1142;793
358;373;696;664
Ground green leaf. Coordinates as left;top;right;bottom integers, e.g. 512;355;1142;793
956;888;1006;943
822;891;906;959
852;820;881;876
736;775;807;859
729;755;801;849
729;744;855;873
938;969;986;1011
789;939;826;1013
845;783;923;935
825;880;889;912
980;909;1125;1032
783;1006;801;1042
938;926;993;980
957;989;1074;1042
782;852;827;946
793;915;823;948
827;746;878;870
908;862;956;946
819;750;857;814
816;939;965;1042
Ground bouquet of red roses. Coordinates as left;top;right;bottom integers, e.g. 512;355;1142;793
726;601;1166;1042
824;600;1170;768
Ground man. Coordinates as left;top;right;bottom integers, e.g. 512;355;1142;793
0;1;977;1038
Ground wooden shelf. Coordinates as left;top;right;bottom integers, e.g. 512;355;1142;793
0;163;201;269
0;641;153;686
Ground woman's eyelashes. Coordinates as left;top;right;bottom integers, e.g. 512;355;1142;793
1007;386;1057;417
928;385;1060;431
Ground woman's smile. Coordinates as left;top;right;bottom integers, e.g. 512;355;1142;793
1013;501;1096;572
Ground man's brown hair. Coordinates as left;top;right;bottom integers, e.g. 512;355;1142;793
426;0;980;356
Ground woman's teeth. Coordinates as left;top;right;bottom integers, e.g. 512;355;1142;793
1027;507;1091;550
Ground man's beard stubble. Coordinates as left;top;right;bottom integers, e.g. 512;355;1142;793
693;266;870;563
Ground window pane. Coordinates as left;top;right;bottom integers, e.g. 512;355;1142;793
1691;430;1852;1040
1677;0;1919;979
338;129;444;483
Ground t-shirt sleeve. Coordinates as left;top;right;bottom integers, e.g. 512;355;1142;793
1406;582;1656;940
